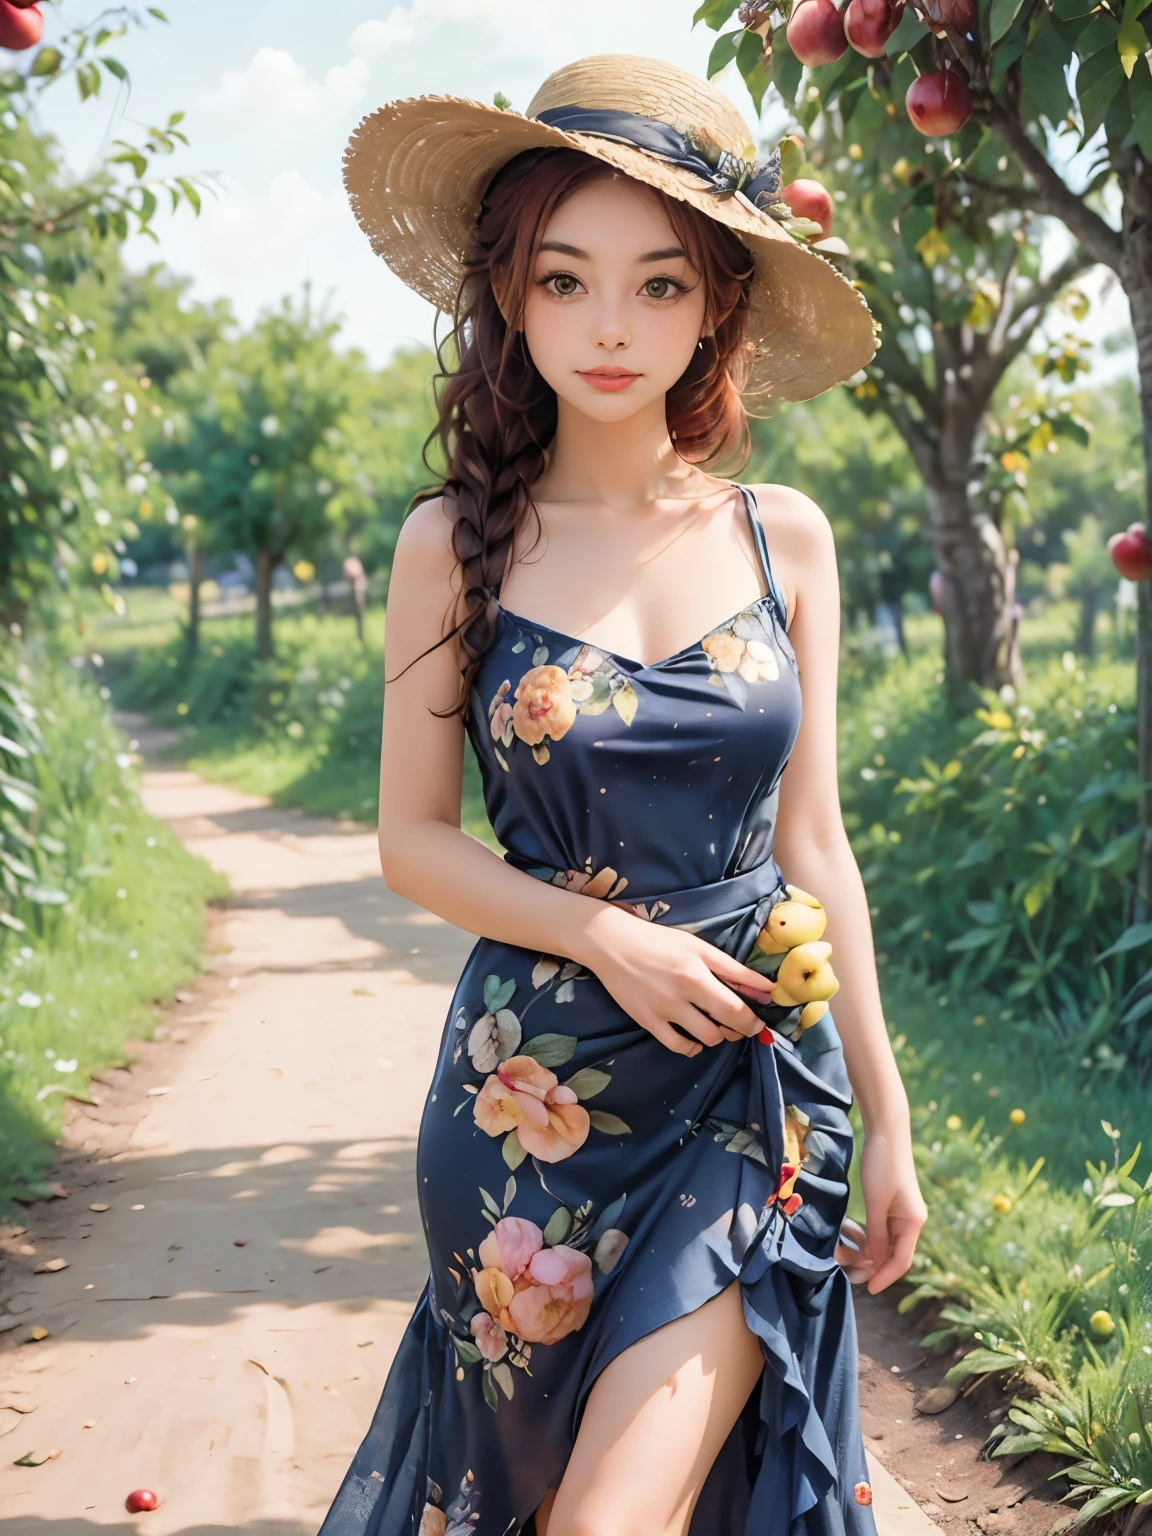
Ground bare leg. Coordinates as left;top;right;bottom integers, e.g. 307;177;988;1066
534;1281;763;1536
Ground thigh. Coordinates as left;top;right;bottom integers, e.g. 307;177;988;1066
535;1281;763;1536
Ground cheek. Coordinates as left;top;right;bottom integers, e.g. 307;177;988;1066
521;293;577;386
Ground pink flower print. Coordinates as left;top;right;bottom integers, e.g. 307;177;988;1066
472;1218;594;1346
469;1309;509;1362
472;1055;590;1163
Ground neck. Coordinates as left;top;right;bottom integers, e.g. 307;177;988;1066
534;395;705;511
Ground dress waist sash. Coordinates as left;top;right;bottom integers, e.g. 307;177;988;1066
503;849;789;951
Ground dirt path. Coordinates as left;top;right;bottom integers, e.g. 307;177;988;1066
0;741;946;1535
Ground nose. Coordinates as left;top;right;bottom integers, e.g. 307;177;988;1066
591;297;630;352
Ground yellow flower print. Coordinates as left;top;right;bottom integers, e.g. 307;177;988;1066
703;627;779;683
512;665;577;749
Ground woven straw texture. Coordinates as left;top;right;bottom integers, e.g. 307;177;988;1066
343;54;878;402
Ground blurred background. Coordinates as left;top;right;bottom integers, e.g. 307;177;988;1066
0;1;1149;1521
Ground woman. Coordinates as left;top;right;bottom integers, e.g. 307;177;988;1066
321;52;926;1536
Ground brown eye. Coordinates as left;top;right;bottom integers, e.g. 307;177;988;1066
551;273;580;296
644;278;676;299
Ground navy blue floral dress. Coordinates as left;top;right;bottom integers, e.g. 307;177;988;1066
319;486;877;1536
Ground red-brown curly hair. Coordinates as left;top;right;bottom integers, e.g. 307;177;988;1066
405;145;757;717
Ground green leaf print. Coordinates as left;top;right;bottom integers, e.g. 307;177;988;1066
482;1368;500;1411
502;1175;517;1212
501;1131;528;1170
542;1206;573;1247
492;1361;515;1400
511;639;526;653
590;1193;626;1240
479;1187;502;1219
451;1334;483;1365
518;1033;577;1068
577;674;613;715
483;975;516;1012
564;1067;611;1101
589;1110;632;1136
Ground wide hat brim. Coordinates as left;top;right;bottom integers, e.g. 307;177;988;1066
343;63;878;404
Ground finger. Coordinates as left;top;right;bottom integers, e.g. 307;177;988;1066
838;1217;868;1252
692;979;764;1036
866;1223;922;1294
704;948;777;995
644;1018;704;1058
668;1004;727;1048
863;1205;891;1274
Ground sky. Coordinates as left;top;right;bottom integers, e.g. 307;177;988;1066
25;0;1133;375
34;0;746;364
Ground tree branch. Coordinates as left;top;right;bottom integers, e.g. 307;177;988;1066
978;99;1123;271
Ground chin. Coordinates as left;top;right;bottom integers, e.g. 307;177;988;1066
551;379;674;423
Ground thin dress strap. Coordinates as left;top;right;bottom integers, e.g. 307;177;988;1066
736;484;789;628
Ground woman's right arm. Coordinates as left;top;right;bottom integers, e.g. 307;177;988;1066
376;497;776;1058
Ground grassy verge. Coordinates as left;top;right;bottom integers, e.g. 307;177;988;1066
103;599;494;843
884;988;1152;1530
0;644;224;1206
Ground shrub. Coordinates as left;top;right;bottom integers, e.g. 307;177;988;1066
842;649;1144;1070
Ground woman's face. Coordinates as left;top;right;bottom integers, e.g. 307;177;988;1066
520;174;708;425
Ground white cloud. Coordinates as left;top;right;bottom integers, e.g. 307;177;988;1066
125;167;438;365
197;46;371;127
349;13;416;59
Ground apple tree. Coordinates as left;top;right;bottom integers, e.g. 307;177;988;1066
694;0;1152;911
0;5;201;630
697;1;1098;697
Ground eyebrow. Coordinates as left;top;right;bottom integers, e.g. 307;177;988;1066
537;240;689;263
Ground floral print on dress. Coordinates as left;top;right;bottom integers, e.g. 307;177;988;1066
451;966;632;1171
420;1470;479;1535
486;637;639;767
765;1104;811;1218
702;600;795;708
438;1191;631;1412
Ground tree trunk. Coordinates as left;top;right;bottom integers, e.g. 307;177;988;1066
255;547;275;659
926;479;1022;702
1077;588;1098;659
186;544;204;654
1120;160;1152;921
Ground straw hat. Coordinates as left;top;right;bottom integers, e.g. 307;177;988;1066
343;54;878;404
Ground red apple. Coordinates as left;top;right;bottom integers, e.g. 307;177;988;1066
906;69;972;136
0;0;42;49
781;178;834;237
786;0;849;66
845;0;905;54
125;1490;160;1513
1109;523;1152;581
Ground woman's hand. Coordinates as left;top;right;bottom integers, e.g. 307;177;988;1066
835;1125;927;1293
578;905;775;1056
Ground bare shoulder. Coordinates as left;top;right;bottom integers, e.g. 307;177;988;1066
393;494;459;589
744;482;835;562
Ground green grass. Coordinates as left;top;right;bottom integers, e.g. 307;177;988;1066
0;647;225;1206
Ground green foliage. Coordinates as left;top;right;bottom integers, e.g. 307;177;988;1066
0;11;202;629
883;1009;1152;1521
153;289;357;568
107;602;493;842
745;387;930;623
0;642;223;1203
842;647;1145;1066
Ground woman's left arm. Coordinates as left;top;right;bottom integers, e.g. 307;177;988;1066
754;483;927;1294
